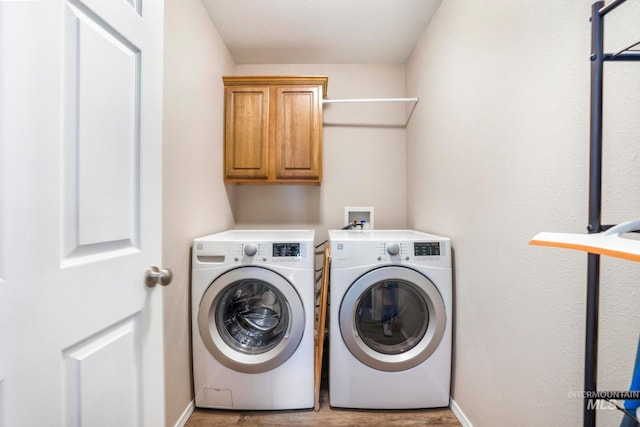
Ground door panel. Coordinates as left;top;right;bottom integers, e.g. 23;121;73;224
274;86;321;180
224;87;270;179
64;2;141;258
63;317;141;427
1;1;165;426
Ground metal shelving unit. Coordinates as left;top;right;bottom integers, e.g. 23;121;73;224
585;1;640;425
532;1;640;425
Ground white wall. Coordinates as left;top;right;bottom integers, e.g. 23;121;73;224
162;0;235;425
406;1;640;426
232;63;409;242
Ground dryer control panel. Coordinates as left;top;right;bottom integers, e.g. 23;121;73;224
414;241;441;256
328;230;451;268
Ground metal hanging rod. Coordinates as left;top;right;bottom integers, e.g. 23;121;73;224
601;37;640;61
605;52;640;60
598;0;627;16
322;97;418;104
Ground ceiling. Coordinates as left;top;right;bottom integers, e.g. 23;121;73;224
201;0;443;64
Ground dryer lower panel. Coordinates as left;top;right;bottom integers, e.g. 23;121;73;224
329;328;451;409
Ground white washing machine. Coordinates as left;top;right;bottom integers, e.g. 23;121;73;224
328;229;452;409
192;230;315;410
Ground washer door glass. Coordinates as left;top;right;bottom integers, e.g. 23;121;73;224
198;266;305;374
217;279;289;354
340;266;446;372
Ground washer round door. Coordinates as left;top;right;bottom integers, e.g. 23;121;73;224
198;266;305;373
339;266;446;372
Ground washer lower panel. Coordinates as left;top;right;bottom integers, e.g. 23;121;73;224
193;329;314;410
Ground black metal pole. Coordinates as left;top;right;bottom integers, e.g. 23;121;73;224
584;255;600;427
585;2;605;426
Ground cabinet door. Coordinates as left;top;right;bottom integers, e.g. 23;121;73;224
273;85;322;182
224;86;270;179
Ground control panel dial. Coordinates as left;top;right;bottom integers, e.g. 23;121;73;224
244;243;258;257
386;242;400;256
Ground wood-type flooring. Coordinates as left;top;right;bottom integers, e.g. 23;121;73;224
185;385;461;427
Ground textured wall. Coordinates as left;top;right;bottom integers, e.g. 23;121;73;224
162;0;235;425
406;1;640;426
163;1;640;425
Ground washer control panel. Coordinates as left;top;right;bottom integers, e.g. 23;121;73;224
233;241;309;264
273;242;301;257
193;230;315;269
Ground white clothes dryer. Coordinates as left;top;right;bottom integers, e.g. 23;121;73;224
328;229;452;409
192;230;315;410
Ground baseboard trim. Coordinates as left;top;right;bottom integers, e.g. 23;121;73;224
173;400;195;427
450;398;472;427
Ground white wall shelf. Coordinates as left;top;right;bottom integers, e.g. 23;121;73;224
322;97;419;128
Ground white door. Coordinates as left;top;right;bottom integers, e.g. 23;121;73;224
0;0;166;426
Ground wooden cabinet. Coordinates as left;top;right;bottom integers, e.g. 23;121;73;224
223;76;328;184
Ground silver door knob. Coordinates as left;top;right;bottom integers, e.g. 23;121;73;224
145;266;173;287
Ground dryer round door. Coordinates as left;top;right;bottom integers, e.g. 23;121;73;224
339;265;446;372
198;266;305;373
